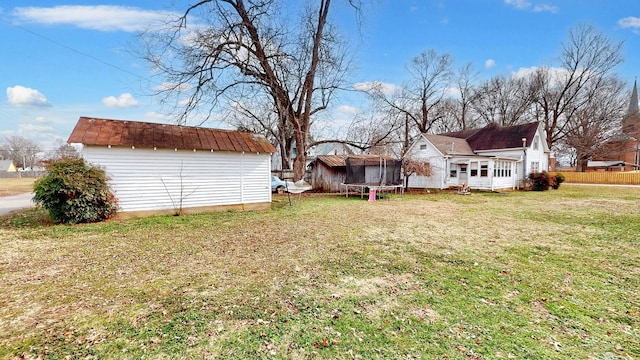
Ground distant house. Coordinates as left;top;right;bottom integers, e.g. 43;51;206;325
272;141;353;171
0;160;17;173
593;80;640;171
68;117;276;217
406;122;551;191
306;142;353;164
586;160;629;172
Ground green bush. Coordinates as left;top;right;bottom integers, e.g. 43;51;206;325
528;171;552;191
33;158;118;224
553;173;565;189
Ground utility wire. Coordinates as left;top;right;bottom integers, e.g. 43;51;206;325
0;17;153;83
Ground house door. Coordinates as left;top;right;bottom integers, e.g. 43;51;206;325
459;165;468;184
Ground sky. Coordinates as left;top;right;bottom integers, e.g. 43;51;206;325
1;0;639;153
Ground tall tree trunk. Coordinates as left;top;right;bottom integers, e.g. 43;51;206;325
293;133;307;181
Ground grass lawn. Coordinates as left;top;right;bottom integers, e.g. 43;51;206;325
0;185;638;359
0;178;36;197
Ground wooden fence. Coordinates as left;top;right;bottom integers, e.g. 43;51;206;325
550;171;640;185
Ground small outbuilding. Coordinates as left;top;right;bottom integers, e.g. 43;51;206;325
0;160;17;173
309;155;348;192
310;154;402;193
68;117;276;217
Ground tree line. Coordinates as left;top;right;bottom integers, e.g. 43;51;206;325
359;23;627;172
141;1;629;178
6;2;627;178
0;137;78;170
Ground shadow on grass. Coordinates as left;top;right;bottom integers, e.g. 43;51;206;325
0;207;52;229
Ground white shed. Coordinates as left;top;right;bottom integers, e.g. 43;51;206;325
68;117;276;217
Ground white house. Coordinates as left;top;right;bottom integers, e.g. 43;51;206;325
271;141;353;171
406;122;551;191
68;117;276;217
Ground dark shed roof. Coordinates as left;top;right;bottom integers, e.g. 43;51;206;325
316;155;397;168
443;122;540;151
68;117;277;153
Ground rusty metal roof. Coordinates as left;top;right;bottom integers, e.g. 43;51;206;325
316;154;397;168
68;117;276;153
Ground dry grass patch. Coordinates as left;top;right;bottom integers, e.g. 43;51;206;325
0;187;639;359
0;178;35;196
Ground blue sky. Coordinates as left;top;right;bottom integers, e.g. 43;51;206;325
1;0;639;152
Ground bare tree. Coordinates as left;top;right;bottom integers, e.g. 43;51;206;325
471;74;534;127
143;0;360;180
361;49;453;159
46;139;80;160
564;76;627;171
399;50;454;133
451;63;480;130
0;136;41;169
531;23;624;151
228;99;295;169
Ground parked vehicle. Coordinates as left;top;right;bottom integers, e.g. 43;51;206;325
271;175;287;194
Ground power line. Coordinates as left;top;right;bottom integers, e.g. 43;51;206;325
0;17;153;83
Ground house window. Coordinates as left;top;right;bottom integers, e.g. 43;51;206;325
531;161;540;172
480;162;488;177
494;161;502;177
420;144;427;150
533;135;539;150
470;162;478;177
460;166;467;174
450;168;457;177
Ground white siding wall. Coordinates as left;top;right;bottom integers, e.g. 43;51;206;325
465;161;487;189
82;146;271;212
406;137;446;189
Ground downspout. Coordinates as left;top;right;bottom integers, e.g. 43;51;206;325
522;137;527;185
443;157;449;189
491;159;495;192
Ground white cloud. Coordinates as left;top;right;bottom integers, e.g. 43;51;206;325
144;111;171;121
353;81;402;96
485;59;496;69
619;17;640;33
102;93;139;108
337;105;362;116
512;66;571;86
533;4;558;13
511;66;540;79
6;85;50;107
504;0;531;10
504;0;558;13
12;5;179;32
444;87;461;97
19;122;55;136
153;82;193;92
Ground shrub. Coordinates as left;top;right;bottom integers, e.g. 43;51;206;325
553;173;565;189
528;171;552;191
33;158;118;224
